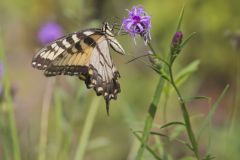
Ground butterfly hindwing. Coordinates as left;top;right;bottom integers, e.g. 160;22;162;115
87;36;121;97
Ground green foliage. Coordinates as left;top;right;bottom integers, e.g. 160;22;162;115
160;121;185;129
0;0;239;160
0;34;21;160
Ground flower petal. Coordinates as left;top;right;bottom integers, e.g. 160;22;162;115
122;5;151;44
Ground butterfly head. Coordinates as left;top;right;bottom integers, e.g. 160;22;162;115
102;22;115;37
102;21;125;55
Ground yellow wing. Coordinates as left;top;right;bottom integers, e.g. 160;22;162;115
32;30;122;114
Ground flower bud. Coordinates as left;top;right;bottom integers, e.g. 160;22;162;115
148;51;162;70
171;31;183;47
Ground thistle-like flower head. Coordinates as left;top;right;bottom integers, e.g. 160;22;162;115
122;6;151;44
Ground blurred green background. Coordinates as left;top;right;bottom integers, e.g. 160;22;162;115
0;0;239;160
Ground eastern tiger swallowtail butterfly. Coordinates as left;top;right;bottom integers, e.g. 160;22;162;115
32;22;125;115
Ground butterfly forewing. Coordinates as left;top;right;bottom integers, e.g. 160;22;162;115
32;29;102;69
32;25;124;114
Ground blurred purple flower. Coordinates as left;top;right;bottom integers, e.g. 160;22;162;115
38;22;64;45
122;6;151;44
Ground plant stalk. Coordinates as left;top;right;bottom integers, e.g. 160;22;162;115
136;43;166;160
0;33;21;160
38;78;55;160
168;65;200;159
74;97;100;160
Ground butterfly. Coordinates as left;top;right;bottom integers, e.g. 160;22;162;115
32;22;125;115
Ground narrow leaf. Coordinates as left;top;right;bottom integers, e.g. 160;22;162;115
180;32;197;48
74;97;100;160
133;131;162;160
163;60;200;95
176;5;185;32
197;84;230;138
160;121;185;129
149;131;193;151
202;155;216;160
148;131;168;138
183;96;211;103
175;60;200;85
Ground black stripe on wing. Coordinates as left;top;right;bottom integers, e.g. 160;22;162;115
31;29;103;70
43;35;104;77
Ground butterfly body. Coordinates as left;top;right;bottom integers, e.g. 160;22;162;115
32;22;125;114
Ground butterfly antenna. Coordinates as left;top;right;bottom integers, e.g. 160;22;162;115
113;16;122;22
118;31;129;35
103;17;109;26
126;54;151;64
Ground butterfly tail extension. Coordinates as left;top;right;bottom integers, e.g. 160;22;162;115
83;66;121;115
105;99;110;116
103;78;121;115
103;79;120;116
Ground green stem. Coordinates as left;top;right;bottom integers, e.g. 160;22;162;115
162;92;170;160
136;43;166;160
168;65;199;159
134;132;163;160
228;56;240;134
38;78;55;160
74;97;100;160
148;43;157;55
53;89;64;160
148;43;170;67
5;81;21;160
136;78;165;160
1;32;21;160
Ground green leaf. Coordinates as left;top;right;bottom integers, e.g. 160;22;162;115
202;155;216;160
197;84;230;139
149;131;193;151
160;121;185;129
163;60;200;96
133;131;163;160
74;97;100;160
0;32;21;160
196;84;229;157
148;131;168;138
136;77;165;159
180;32;197;49
183;96;211;103
176;4;185;32
175;60;200;85
153;136;165;159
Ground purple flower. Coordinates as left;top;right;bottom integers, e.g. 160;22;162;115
38;22;64;45
172;31;183;47
122;6;151;44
